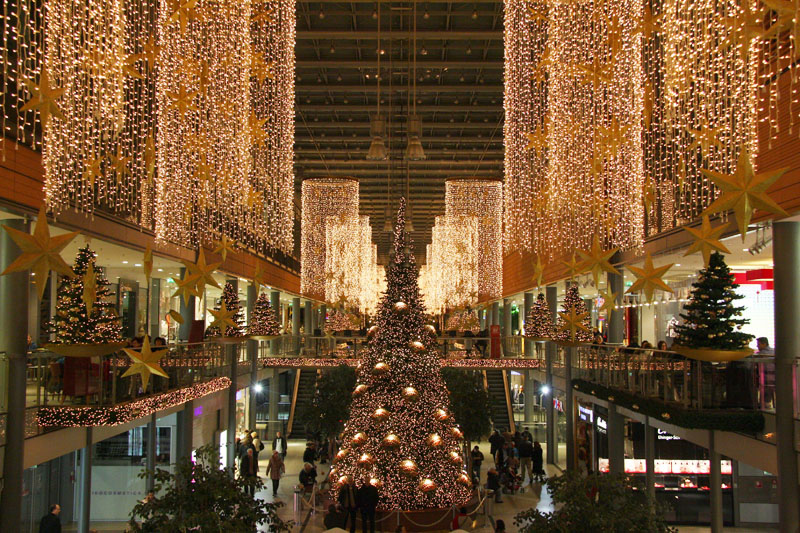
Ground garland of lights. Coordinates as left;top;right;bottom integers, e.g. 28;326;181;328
301;178;360;299
259;357;546;370
445;180;502;300
325;215;383;313
37;377;231;427
420;215;478;313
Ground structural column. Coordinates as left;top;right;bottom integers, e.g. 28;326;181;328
149;278;161;340
772;221;800;532
545;285;557;466
269;368;280;435
0;218;29;532
146;413;157;491
178;267;196;341
479;309;486;329
523;292;534;357
176;400;194;462
709;431;723;532
270;291;281;355
246;284;258;431
607;261;624;344
607;403;625;474
292;297;301;355
78;428;93;533
491;301;500;328
565;346;574;470
645;417;656;502
227;344;237;474
304;300;312;335
524;369;535;427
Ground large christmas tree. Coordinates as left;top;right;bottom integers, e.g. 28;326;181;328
208;282;244;337
333;199;472;511
554;285;593;343
674;252;753;350
52;245;122;343
524;293;553;339
247;292;280;336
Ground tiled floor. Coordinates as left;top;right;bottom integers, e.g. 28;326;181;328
63;439;777;532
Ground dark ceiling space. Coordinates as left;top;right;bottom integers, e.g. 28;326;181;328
294;0;505;258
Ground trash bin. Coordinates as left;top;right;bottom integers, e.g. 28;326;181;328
293;487;302;512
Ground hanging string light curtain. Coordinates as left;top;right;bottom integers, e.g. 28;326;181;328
445;179;502;300
301;177;360;299
421;215;478;313
325;215;383;313
250;0;296;254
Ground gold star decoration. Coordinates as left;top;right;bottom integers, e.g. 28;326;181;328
122;335;168;391
191;153;213;183
643;175;656;211
143;245;153;284
598;288;618;314
251;52;274;83
633;5;664;37
245;187;264;209
82;262;98;315
167;83;199;117
597;118;629;159
248;112;269;147
144;134;156;183
682;216;731;266
1;206;78;300
763;0;800;58
213;235;237;262
121;53;145;79
183;248;222;292
251;3;275;24
525;125;547;153
686;124;723;155
643;81;654;130
168;0;204;35
558;308;591;342
208;300;238;333
577;235;619;287
562;253;587;280
172;272;202;305
701;147;788;240
20;69;65;130
530;48;550;83
577;57;614;92
527;6;548;22
107;146;132;182
625;253;673;302
531;255;545;288
134;35;160;73
253;264;270;292
83;154;104;187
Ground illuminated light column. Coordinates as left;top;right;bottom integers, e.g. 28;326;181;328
445;179;503;301
546;0;644;256
155;0;252;248
421;215;478;313
301;178;359;299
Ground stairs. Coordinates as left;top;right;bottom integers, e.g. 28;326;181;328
287;369;318;439
486;369;514;433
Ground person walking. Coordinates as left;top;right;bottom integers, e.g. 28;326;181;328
39;504;61;533
470;445;484;482
358;477;379;533
518;437;533;484
265;450;284;497
488;430;503;464
532;441;544;482
338;476;359;533
240;448;257;496
273;431;287;460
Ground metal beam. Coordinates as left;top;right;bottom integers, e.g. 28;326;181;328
296;159;502;166
297;104;503;112
296;122;502;129
299;169;501;176
295;136;502;142
297;60;501;69
296;84;500;92
295;149;503;155
297;30;502;40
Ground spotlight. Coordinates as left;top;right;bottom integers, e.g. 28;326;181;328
424;9;430;19
318;8;325;18
253;383;263;393
540;385;551;395
472;9;478;19
466;45;472;55
372;8;378;19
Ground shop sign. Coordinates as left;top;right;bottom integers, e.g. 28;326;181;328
657;428;680;441
578;405;593;423
596;416;607;433
553;397;564;412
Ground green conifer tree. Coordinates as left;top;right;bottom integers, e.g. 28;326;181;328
208;282;244;337
247;292;280;336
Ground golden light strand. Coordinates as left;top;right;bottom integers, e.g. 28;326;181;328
420;215;479;313
325;215;383;313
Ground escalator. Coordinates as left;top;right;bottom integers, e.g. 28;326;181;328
485;369;515;434
287;368;318;439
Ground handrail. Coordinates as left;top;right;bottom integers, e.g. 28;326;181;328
501;368;516;434
286;368;303;436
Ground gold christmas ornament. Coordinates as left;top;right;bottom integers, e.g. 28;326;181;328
531;255;544;288
426;434;443;447
682;216;731;267
121;335;169;390
425;324;437;335
208;300;238;332
172;273;202;306
402;387;419;402
450;427;464;440
183;249;222;291
577;235;620;287
213;235;237;262
358;453;375;467
351;432;367;447
334;448;350;463
449;451;463;465
419;478;438;493
371;408;390;422
435;408;449;421
373;362;390;375
399;459;419;477
381;434;400;448
457;473;472;486
367;325;379;337
393;301;408;313
143;245;153;285
353;384;368;397
558;308;591;343
598;289;618;314
625;253;674;303
168;310;185;325
1;205;78;301
409;340;425;352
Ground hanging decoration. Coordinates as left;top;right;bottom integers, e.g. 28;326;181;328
625;252;673;303
325;215;383;313
1;206;78;301
445;179;502;300
682;216;731;266
301;178;360;299
420;215;479;313
122;335;169;391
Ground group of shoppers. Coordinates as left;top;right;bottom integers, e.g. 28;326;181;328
486;428;544;501
324;476;379;533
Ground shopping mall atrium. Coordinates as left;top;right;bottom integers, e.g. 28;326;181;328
1;0;799;531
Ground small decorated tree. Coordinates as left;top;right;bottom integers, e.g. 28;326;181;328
554;285;593;343
524;293;554;339
674;252;753;350
208;282;244;337
247;292;280;336
325;309;356;333
51;245;122;344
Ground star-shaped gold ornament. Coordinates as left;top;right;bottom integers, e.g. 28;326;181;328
83;154;104;187
531;255;545;288
701;147;788;240
213;235;237;262
251;52;274;83
168;309;184;325
1;206;78;300
558;308;590;342
682;216;731;266
191;153;213;183
643;176;656;211
143;245;153;284
527;5;548;22
172;272;202;305
253;264;270;291
168;0;204;35
251;4;275;24
723;2;766;60
597;118;629;159
167;83;199;117
82;262;98;315
107;146;131;182
577;57;614;92
577;235;619;287
643;82;655;130
208;300;238;332
248;113;269;147
626;253;673;302
562;253;587;280
20;69;65;130
686;125;723;155
183;248;222;292
121;53;145;79
525;125;547;153
598;288;618;314
633;6;663;37
122;335;168;390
